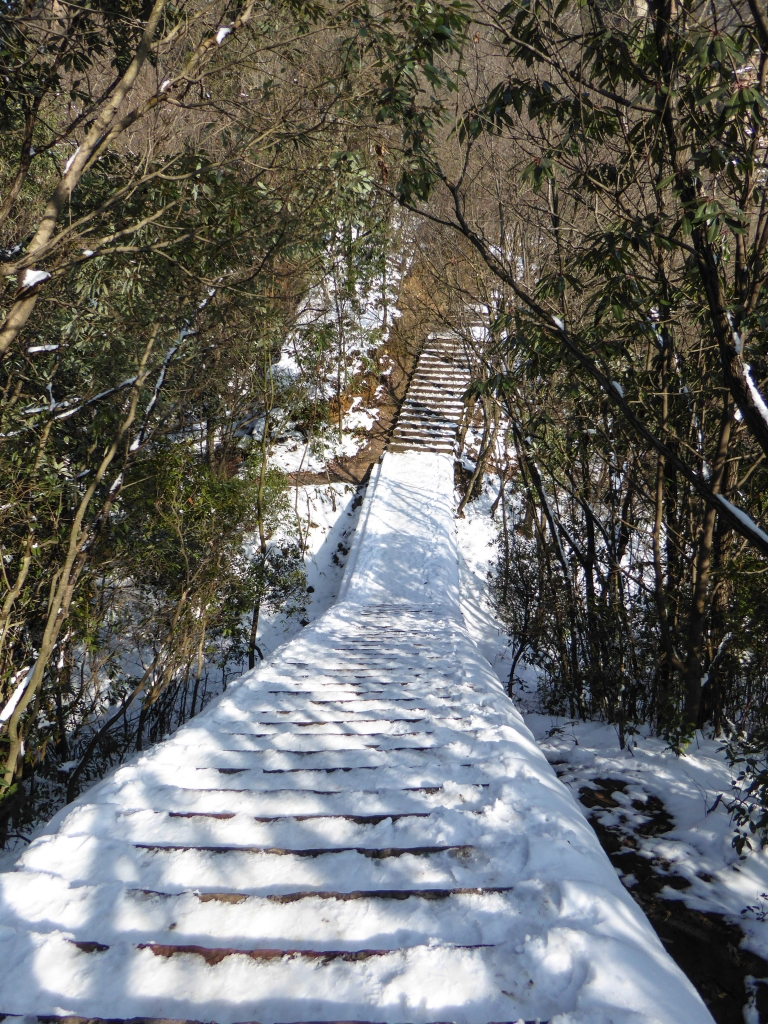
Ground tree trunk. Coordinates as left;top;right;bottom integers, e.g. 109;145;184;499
683;397;734;727
248;596;263;671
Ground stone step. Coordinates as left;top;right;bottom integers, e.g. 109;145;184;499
390;444;455;454
395;410;461;421
17;830;523;892
0;871;519;947
392;430;457;442
397;409;461;420
0;447;697;1024
0;933;543;1023
405;387;466;397
50;802;499;855
78;782;491;818
2;1017;546;1024
393;429;458;440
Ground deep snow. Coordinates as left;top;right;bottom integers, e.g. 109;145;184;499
527;717;768;964
0;452;712;1023
252;481;364;658
456;481;768;996
269;397;380;473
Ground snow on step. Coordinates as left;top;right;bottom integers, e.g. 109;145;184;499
390;334;471;454
0;452;712;1024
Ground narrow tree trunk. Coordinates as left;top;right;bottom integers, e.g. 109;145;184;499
457;400;499;518
683;397;734;727
1;333;156;791
248;596;263;671
0;0;167;357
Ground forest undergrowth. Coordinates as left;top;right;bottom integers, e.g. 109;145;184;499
4;0;768;889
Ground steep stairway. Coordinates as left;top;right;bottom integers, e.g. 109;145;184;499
0;454;713;1024
389;334;471;455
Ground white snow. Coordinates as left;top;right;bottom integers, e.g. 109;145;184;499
269;433;325;473
269;400;379;475
527;718;768;962
343;394;379;433
17;269;50;291
455;485;516;682
251;482;364;657
215;26;231;44
0;453;712;1023
63;147;80;174
0;669;30;724
454;475;768;1010
745;363;768;429
716;494;768;548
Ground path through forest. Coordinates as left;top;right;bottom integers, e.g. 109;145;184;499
0;342;713;1023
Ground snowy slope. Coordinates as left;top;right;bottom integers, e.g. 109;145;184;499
529;716;768;963
253;481;364;658
0;452;712;1024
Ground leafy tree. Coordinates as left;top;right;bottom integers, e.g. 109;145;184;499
0;0;471;838
383;0;768;738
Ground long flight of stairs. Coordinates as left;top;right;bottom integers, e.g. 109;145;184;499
389;335;471;455
0;451;713;1022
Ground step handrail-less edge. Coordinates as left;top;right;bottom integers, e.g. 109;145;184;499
337;458;383;602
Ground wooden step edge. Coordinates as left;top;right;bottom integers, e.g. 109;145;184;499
405;394;466;400
66;940;496;964
215;717;447;726
391;435;457;442
392;428;458;436
132;843;474;857
130;885;515;904
399;403;463;410
139;783;468;798
415;369;471;376
401;397;465;405
389;447;455;454
386;439;456;446
395;417;461;424
142;941;494;962
412;363;470;369
168;810;434;822
408;376;470;383
401;404;464;411
3;1015;547;1024
409;374;470;380
391;426;458;433
411;365;472;372
392;429;458;436
395;418;461;426
0;1017;213;1024
207;744;442;767
395;419;461;427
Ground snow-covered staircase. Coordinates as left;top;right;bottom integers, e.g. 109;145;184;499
0;453;713;1024
389;334;471;455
